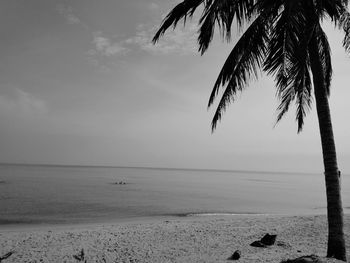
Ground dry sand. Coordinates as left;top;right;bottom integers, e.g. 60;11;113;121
0;214;349;263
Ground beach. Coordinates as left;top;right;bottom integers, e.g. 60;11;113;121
1;214;349;262
2;0;350;262
1;165;349;262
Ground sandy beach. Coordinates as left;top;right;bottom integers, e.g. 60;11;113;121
0;214;349;263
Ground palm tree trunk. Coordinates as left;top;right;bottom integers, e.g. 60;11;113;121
309;34;347;261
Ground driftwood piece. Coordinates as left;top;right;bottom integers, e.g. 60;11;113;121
0;251;14;262
73;249;86;262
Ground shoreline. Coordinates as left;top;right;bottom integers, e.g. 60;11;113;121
1;214;349;262
0;211;333;232
0;213;271;233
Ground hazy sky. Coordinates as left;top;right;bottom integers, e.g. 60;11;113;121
0;0;350;172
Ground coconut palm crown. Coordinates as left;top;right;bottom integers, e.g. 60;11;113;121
154;0;348;132
153;0;350;261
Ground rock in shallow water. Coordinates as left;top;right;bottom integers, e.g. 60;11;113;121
228;250;241;260
261;233;277;246
250;233;277;247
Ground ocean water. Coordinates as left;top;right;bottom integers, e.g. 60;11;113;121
0;164;349;226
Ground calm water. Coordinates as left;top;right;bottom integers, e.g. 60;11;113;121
0;164;349;226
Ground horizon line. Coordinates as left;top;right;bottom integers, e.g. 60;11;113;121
0;162;319;175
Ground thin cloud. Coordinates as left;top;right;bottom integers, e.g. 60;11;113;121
149;3;159;10
56;4;81;25
89;33;129;59
92;33;128;57
87;19;198;64
125;23;198;55
0;89;47;117
87;32;128;72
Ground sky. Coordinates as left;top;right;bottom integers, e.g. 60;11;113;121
0;0;350;173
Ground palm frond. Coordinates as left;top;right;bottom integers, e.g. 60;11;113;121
339;10;350;52
197;0;255;54
264;3;314;132
152;0;346;135
264;5;305;123
264;1;305;75
315;25;332;95
152;0;205;43
313;0;348;21
197;1;217;54
209;13;270;131
254;0;291;16
289;14;314;133
293;56;312;133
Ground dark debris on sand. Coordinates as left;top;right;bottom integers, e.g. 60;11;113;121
0;251;14;262
281;255;324;263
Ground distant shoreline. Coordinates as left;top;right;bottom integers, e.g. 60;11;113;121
3;209;342;230
0;212;273;227
0;162;320;176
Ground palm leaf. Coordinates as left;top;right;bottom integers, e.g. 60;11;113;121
197;0;255;54
264;4;306;123
152;0;205;43
152;0;349;136
339;10;350;52
293;54;312;132
315;25;332;95
209;13;270;131
264;3;314;132
313;0;348;20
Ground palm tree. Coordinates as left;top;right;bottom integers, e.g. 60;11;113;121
153;0;349;261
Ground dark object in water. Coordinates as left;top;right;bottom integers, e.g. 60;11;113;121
73;249;86;262
115;181;126;185
260;233;277;246
0;180;6;184
228;250;241;260
0;251;14;262
250;241;267;248
280;255;324;263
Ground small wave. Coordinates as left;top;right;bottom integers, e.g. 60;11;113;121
180;212;269;217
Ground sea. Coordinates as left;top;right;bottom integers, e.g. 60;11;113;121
0;164;349;227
